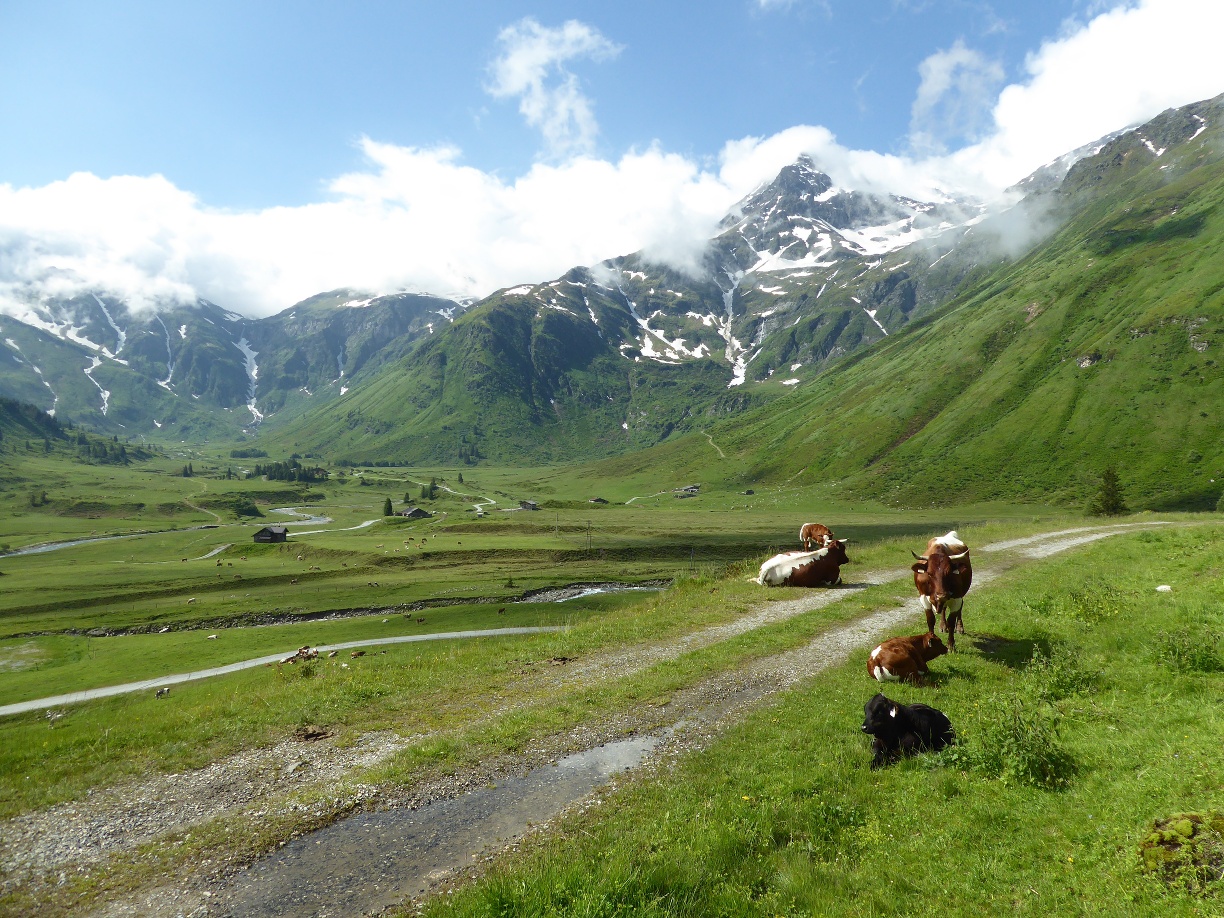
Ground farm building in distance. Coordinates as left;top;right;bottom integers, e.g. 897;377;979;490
253;526;288;543
400;507;433;519
519;500;539;511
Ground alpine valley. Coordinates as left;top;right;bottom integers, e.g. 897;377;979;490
2;94;1222;509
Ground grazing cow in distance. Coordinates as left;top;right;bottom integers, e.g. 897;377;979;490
867;633;947;685
911;530;973;651
799;522;835;550
755;540;850;587
861;693;954;768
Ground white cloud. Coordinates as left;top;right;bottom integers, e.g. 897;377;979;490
948;0;1224;187
486;18;622;158
909;40;1005;154
0;141;740;318
0;0;1220;321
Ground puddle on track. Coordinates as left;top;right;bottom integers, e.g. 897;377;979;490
214;732;664;917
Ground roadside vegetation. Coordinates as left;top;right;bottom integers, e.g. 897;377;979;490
2;440;1220;915
416;524;1224;917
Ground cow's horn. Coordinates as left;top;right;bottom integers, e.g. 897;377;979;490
948;549;970;560
910;550;927;561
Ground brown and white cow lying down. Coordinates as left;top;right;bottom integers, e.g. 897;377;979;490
756;540;850;587
867;632;947;685
911;530;972;651
799;522;835;550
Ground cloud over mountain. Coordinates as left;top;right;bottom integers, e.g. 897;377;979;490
0;0;1219;319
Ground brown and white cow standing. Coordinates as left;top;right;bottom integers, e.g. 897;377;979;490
910;530;972;651
867;632;947;685
799;522;835;550
756;539;850;587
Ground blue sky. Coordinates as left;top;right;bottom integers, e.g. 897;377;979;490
1;0;1221;315
2;0;1088;207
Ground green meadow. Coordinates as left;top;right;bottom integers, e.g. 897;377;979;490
0;453;1072;816
419;524;1224;918
3;445;1220;916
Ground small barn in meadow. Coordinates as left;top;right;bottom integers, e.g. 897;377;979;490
400;507;433;519
519;500;539;511
253;526;288;544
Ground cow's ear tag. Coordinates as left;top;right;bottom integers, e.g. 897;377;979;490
889;706;897;718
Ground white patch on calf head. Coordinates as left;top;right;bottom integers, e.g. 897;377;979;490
889;705;897;718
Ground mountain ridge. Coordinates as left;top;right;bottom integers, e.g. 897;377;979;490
1;94;1221;488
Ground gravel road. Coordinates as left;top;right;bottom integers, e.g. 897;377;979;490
0;521;1170;917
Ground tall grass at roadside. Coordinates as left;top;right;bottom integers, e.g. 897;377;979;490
421;524;1224;918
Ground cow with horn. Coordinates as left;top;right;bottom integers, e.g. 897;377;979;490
910;531;972;651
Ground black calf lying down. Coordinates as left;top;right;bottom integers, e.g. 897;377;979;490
860;693;954;768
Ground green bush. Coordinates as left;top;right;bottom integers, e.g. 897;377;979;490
971;692;1076;789
1064;581;1127;624
1023;643;1096;702
1155;627;1223;673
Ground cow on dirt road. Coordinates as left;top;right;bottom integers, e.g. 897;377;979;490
910;531;972;651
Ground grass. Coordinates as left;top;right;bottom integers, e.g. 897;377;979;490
0;451;1063;642
412;523;1224;918
0;502;1087;816
3;444;1217;914
0;546;921;818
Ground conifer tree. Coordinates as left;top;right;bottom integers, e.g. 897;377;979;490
383;497;394;516
1089;466;1128;516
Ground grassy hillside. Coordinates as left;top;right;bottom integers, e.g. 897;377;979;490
259;289;763;465
579;109;1224;511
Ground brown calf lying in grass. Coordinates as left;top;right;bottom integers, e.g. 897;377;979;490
867;632;947;685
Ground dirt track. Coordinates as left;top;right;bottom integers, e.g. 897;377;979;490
0;521;1170;916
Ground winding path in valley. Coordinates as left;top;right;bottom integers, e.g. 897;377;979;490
0;627;568;718
0;521;1175;918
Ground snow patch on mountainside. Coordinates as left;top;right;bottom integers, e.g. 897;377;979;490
615;275;710;364
83;356;111;415
30;364;57;415
90;294;127;359
863;308;889;336
153;315;176;391
233;337;262;424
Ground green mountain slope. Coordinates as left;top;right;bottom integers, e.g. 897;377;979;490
262;274;759;464
0;289;466;441
585;99;1224;511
